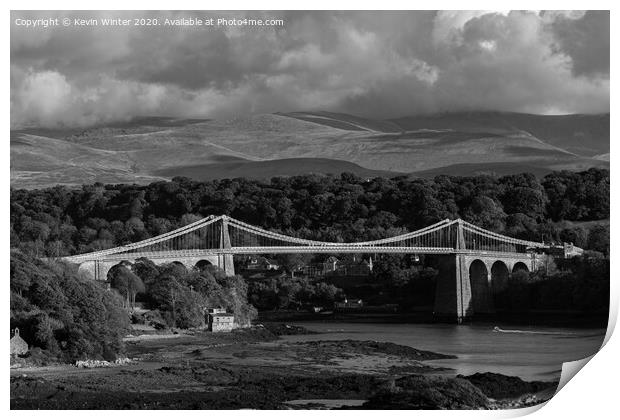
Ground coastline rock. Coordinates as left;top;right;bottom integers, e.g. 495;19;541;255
301;340;456;361
261;323;317;336
363;375;490;409
458;372;558;399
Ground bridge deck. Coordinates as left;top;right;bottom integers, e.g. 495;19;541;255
64;247;538;263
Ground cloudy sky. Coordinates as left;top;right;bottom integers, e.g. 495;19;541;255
11;10;609;128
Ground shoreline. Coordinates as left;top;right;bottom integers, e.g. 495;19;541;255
11;323;559;410
257;310;609;329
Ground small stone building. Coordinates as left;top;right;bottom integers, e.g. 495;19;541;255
10;328;28;356
208;313;235;332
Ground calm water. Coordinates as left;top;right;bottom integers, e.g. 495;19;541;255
278;321;606;381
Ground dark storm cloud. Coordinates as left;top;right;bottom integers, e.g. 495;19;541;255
10;10;609;128
550;10;610;78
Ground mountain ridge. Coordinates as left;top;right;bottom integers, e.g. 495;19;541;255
10;111;609;189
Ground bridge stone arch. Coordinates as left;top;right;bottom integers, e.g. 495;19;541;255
76;254;234;282
490;261;510;311
77;260;126;283
194;259;214;271
490;261;510;294
469;259;493;314
106;260;134;282
512;261;529;273
169;261;189;272
461;255;537;277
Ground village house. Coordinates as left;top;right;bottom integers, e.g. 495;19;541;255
297;257;339;277
550;243;585;258
243;256;280;271
299;263;327;277
323;256;340;272
297;256;375;278
334;257;373;276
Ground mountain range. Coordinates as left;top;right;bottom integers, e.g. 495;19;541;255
10;111;609;189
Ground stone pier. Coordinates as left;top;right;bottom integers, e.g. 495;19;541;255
433;252;546;322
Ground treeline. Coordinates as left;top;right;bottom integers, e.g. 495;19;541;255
10;251;129;363
495;256;609;314
10;169;610;257
248;277;343;311
110;259;257;329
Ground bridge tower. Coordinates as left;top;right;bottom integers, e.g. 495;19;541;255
433;219;473;323
219;216;235;276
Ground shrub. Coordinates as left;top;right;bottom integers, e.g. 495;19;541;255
143;310;167;330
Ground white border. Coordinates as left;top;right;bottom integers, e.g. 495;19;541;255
3;2;617;420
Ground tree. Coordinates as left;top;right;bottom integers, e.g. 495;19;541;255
500;173;547;220
505;213;538;241
248;280;278;310
314;282;340;306
10;255;32;296
462;196;507;232
588;224;610;255
173;289;205;329
147;275;184;327
559;226;589;248
372;255;409;287
132;257;161;288
109;265;145;309
278;254;312;277
185;270;226;308
543;169;610;221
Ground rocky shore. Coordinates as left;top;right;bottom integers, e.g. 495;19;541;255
10;323;558;410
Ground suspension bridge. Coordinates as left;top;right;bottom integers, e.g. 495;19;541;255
63;214;552;321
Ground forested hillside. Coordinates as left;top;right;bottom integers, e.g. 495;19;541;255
11;169;609;257
10;252;129;363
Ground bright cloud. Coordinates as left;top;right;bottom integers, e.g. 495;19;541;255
10;10;609;128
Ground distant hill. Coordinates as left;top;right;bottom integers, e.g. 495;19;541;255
412;160;609;179
389;111;609;157
279;111;610;157
593;153;610;161
10;112;609;189
155;157;400;181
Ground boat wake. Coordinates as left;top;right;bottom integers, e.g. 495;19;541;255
492;326;577;336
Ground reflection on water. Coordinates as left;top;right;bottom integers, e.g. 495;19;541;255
279;322;606;381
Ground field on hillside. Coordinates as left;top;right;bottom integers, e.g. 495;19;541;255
10;112;609;189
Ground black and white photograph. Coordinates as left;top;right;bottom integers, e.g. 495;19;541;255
8;6;612;412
